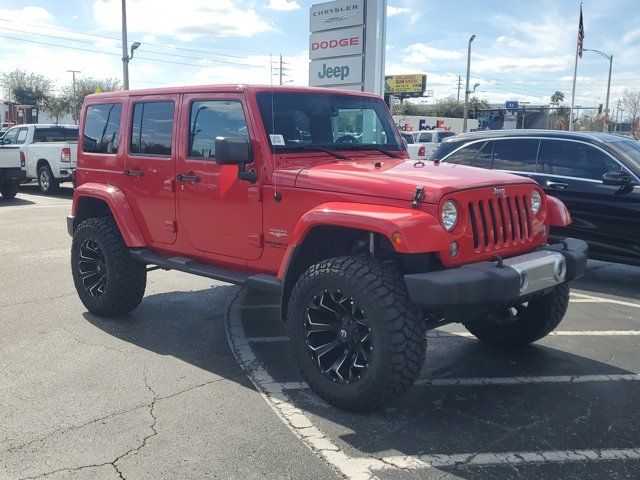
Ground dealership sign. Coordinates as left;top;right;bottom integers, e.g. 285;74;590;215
310;0;364;32
309;26;363;60
310;56;363;86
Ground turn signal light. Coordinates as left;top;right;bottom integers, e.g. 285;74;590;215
391;232;404;244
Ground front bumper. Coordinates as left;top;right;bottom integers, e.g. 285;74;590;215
404;238;588;309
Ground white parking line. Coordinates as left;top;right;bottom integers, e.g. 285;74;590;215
571;292;640;308
228;290;640;480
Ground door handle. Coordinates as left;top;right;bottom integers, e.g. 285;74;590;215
547;181;568;190
177;173;200;183
124;169;144;177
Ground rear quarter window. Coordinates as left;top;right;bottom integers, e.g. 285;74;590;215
34;128;78;143
83;104;122;154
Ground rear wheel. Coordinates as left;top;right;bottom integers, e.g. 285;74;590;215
464;283;569;348
0;183;18;199
38;164;59;195
288;255;426;411
71;217;146;317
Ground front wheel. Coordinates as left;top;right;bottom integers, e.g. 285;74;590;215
0;183;18;199
71;217;147;317
464;283;570;348
287;256;426;411
38;164;59;195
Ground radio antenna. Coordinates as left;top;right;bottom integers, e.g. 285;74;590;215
270;54;280;201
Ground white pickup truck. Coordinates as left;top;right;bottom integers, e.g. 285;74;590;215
0;127;26;199
1;124;78;194
401;129;457;160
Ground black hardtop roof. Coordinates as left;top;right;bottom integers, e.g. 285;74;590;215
444;129;631;145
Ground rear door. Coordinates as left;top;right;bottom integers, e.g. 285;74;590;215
175;93;263;260
491;138;540;178
123;95;178;245
536;139;638;259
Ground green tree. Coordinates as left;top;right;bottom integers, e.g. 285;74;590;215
40;95;72;124
468;96;490;112
431;96;463;117
551;91;565;105
0;69;52;105
621;88;640;139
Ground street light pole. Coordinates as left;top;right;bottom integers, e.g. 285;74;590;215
463;34;476;133
121;0;129;90
584;49;613;132
66;70;81;124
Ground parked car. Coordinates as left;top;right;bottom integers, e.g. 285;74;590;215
67;86;586;410
9;124;78;194
0;126;26;199
401;129;456;160
433;130;640;266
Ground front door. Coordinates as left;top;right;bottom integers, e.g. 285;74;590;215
176;93;263;260
0;127;22;168
535;139;640;260
123;95;178;245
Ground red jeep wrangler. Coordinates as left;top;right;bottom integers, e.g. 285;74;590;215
68;85;587;410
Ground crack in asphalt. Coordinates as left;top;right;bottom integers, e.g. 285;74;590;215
0;292;76;310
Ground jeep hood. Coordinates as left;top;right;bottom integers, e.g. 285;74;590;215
294;158;534;204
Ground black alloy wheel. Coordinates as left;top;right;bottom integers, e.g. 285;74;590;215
78;238;108;298
304;290;372;384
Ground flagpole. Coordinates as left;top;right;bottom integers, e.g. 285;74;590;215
569;3;582;131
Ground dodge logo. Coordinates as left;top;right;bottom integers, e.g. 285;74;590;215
493;187;506;196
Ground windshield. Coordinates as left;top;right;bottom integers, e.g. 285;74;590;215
608;139;640;171
256;92;403;152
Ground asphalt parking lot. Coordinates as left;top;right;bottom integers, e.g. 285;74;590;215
1;186;639;480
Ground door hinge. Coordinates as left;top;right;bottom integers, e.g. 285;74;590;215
165;220;177;233
248;233;263;247
247;186;262;202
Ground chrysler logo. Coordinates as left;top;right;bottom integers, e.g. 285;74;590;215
493;187;507;196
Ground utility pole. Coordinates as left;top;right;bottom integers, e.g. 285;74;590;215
463;35;476;133
457;75;462;102
279;55;283;86
121;0;129;90
66;70;81;124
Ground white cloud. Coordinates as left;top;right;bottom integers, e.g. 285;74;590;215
559;75;591;82
387;5;410;16
473;54;573;74
0;6;52;23
401;43;462;65
623;28;640;44
143;34;157;43
264;0;301;11
92;0;273;39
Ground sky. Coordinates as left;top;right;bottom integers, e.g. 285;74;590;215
0;0;638;114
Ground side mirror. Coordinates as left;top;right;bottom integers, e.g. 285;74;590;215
214;136;257;183
602;170;634;186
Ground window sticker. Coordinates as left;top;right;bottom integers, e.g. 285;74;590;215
269;134;285;146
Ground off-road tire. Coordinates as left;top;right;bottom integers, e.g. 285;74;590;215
71;217;146;317
464;283;570;348
287;255;426;411
38;164;59;195
0;183;18;199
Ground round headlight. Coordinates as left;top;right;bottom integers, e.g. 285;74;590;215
531;190;542;215
441;200;458;231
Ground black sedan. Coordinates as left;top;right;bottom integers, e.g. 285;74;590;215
432;130;640;266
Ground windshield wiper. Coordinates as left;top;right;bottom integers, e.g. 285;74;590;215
339;144;401;158
297;145;351;160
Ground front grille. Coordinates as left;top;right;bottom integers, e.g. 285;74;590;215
467;194;533;251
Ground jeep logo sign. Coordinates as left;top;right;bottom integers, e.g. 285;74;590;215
310;56;362;86
309;26;363;60
493;187;507;197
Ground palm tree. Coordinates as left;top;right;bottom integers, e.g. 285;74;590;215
551;91;565;105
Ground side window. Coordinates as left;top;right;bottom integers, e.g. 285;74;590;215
83;103;122;154
492;139;539;172
131;101;174;156
16;128;28;144
189;100;248;159
419;132;433;143
401;133;414;145
2;128;19;144
539;140;621;180
445;142;489;167
473;140;494;168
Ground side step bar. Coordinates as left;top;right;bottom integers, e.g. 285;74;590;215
129;248;282;293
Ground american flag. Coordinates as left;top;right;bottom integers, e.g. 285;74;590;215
577;5;585;58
